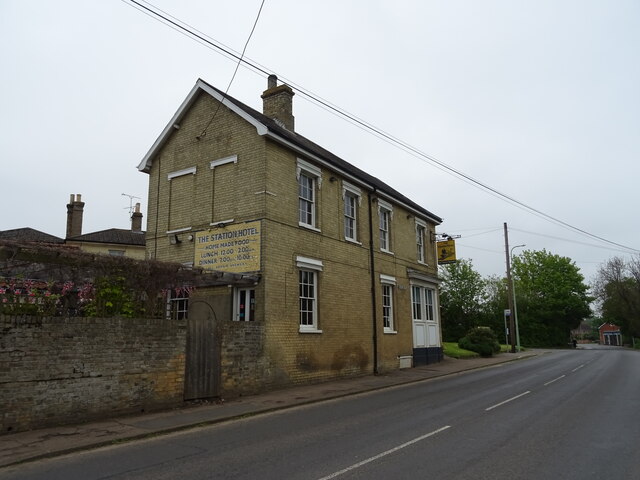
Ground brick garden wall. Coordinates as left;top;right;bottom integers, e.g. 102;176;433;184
0;315;186;434
220;320;285;396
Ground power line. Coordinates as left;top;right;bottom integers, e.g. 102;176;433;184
510;228;637;255
197;0;266;139
123;0;639;255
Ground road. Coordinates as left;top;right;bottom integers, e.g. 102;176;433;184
2;347;639;479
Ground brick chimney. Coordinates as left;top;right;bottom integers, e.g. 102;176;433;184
66;194;84;238
131;202;143;233
261;74;295;131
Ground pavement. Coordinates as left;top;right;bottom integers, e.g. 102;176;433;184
0;350;545;468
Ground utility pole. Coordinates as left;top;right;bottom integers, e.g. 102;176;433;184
504;222;516;353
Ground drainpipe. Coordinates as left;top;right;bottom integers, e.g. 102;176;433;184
368;190;379;375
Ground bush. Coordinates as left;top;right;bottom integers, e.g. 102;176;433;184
458;326;501;357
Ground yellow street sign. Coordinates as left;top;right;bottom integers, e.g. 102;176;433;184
437;239;457;264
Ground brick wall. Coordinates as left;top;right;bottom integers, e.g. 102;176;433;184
145;94;267;263
0;315;186;434
219;320;287;395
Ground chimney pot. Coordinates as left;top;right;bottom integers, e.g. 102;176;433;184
267;74;278;89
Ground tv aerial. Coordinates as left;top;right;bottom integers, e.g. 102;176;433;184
121;193;141;216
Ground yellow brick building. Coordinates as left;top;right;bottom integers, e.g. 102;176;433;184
138;76;444;398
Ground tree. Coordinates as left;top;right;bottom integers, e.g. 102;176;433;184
480;275;509;343
593;256;640;339
512;249;592;347
439;259;486;341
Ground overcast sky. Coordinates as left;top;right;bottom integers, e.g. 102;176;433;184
2;0;639;284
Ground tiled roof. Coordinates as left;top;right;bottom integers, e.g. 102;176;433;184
0;228;64;244
66;228;146;246
140;79;442;224
201;80;442;224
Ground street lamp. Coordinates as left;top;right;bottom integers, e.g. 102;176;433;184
510;244;526;352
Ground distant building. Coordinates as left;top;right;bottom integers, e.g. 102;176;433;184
599;322;622;346
0;194;146;259
571;320;593;342
64;194;146;259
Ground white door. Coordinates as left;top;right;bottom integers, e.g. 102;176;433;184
412;285;439;348
412;285;427;348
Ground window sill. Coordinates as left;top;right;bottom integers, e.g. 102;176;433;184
345;238;362;246
384;329;398;334
380;249;395;256
299;222;321;233
299;327;323;334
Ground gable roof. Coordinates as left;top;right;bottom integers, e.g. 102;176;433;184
0;227;64;244
138;79;442;224
66;228;146;246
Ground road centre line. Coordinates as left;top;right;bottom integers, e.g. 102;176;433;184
544;375;566;386
316;426;451;480
485;391;531;411
572;364;585;372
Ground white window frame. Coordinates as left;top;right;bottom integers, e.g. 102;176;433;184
297;256;323;333
411;284;437;322
234;287;255;321
416;219;427;264
378;199;393;253
380;274;397;333
166;289;189;320
297;159;322;231
344;192;357;242
298;172;316;228
342;181;362;243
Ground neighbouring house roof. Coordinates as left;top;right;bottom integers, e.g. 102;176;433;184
138;79;443;225
0;227;64;244
66;228;146;246
598;322;621;331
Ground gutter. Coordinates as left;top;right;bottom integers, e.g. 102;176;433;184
368;189;379;375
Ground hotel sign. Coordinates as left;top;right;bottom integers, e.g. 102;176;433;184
437;239;457;264
194;221;261;273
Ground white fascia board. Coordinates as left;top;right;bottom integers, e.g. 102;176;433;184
199;82;268;136
376;191;443;226
265;132;370;191
138;80;268;173
264;131;442;225
138;82;202;172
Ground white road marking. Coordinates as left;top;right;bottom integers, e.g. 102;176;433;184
485;391;531;411
544;375;566;386
316;426;451;480
572;364;585;372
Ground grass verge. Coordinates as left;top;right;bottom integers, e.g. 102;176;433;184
443;342;516;358
442;342;480;359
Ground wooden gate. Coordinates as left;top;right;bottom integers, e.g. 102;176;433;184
184;300;219;400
